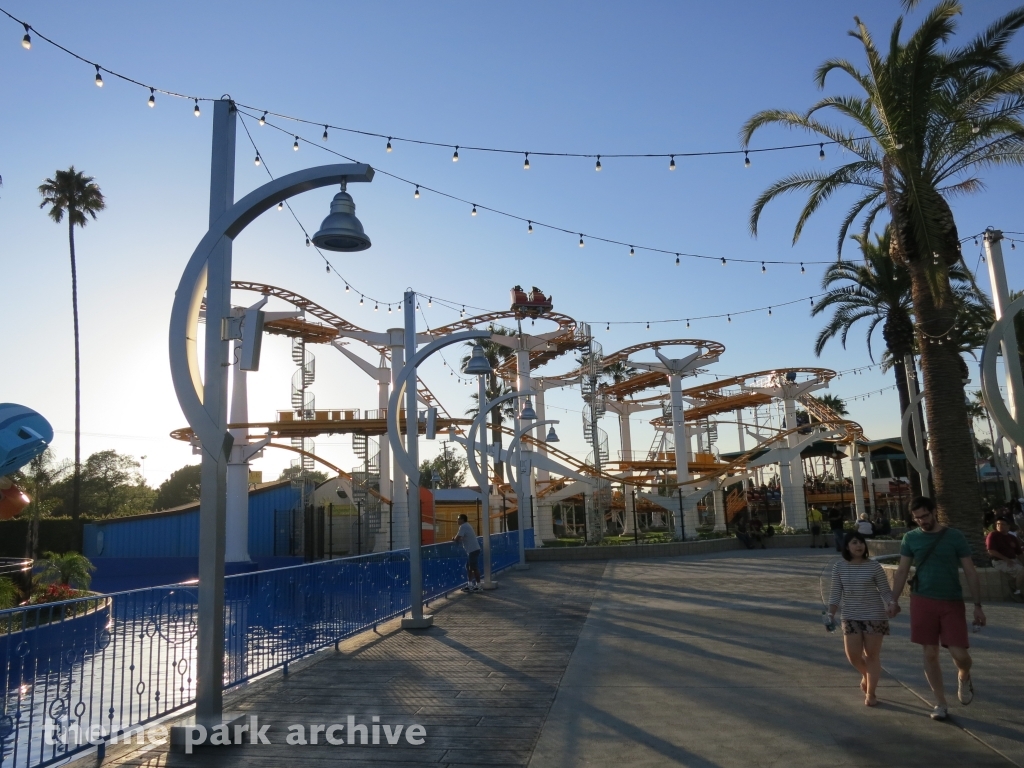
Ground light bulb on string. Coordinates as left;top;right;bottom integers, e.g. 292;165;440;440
428;297;433;308
800;262;805;274
94;65;103;87
277;202;283;211
768;307;772;316
972;123;981;134
471;204;477;216
461;306;466;317
414;185;420;199
809;297;814;307
629;247;635;257
305;236;310;247
818;143;825;160
194;100;201;117
374;303;378;311
686;320;690;328
325;264;330;273
646;321;650;330
259;112;266;126
527;221;533;234
932;252;939;264
595;155;602;171
388;305;392;314
21;24;31;49
386;137;392;152
452;146;459;162
761;261;766;274
322;126;328;141
744;151;750;167
605;323;610;332
524;153;530;170
675;255;680;266
669;155;676;171
727;315;732;323
148;88;155;108
359;296;364;305
345;284;350;292
293;136;299;151
721;257;727;266
579;235;585;248
254;153;261;166
1013;242;1017;250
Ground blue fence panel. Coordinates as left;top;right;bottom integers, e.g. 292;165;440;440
0;531;526;768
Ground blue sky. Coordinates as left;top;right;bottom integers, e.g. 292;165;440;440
1;1;1022;487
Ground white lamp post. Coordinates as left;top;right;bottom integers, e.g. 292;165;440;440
504;417;560;567
169;99;375;726
386;292;488;628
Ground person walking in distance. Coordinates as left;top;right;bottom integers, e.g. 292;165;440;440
453;513;482;593
888;497;987;721
826;532;897;707
986;515;1024;601
828;506;846;552
808;505;825;548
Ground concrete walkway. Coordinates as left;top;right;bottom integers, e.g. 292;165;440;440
93;550;1023;767
530;550;1024;768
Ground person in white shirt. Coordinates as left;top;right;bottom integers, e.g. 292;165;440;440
453;514;482;593
827;531;897;707
856;513;875;537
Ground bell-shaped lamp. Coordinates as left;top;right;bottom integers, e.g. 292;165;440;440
431;470;442;487
545;426;559;443
311;182;371;252
463;344;494;376
520;398;537;420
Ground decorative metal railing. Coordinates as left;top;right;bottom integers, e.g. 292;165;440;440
0;530;531;768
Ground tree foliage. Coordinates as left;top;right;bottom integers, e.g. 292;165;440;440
154;464;202;510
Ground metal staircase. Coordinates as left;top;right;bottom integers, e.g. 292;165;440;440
351;434;382;532
290;337;316;472
580;330;610;467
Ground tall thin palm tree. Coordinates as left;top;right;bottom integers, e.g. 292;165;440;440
461;326;516;483
812;227;984;496
39;168;106;520
741;3;1024;557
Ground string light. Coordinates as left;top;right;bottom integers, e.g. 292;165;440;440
579;235;585;248
322;125;328;141
428;297;433;308
452;146;459;162
894;140;904;150
646;321;650;330
686;320;690;328
94;65;102;87
20;22;30;49
606;323;610;332
972;123;981;134
148;88;155;108
471;204;477;216
524;153;530;170
254;153;261;166
259;112;266;126
768;307;772;316
277;202;283;211
629;247;635;257
675;255;680;266
386;137;392;152
325;264;330;273
388;304;392;314
345;283;350;292
293;136;299;151
305;236;310;247
761;261;766;273
744;151;750;167
721;257;727;266
800;262;805;274
359;296;364;305
818;143;825;160
595;155;602;171
933;252;939;265
461;305;466;317
527;221;533;234
374;302;378;311
414;185;420;199
1013;242;1017;250
194;99;200;117
727;315;732;323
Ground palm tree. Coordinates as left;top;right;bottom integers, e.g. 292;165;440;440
34;551;95;591
817;394;849;417
741;3;1024;557
812;227;985;496
461;326;516;483
38;168;106;521
602;360;638;386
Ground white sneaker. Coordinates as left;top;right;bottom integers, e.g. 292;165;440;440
471;583;482;592
930;705;948;720
957;676;974;705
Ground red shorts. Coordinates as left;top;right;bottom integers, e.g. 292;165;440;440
909;594;969;648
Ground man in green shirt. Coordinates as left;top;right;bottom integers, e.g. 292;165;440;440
807;505;825;548
889;497;986;721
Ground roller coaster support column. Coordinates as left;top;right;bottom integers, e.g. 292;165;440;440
606;400;662;534
983;229;1024;494
387;295;488;629
850;443;866;520
712;481;726;532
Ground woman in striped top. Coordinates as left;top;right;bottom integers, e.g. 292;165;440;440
827;531;897;707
